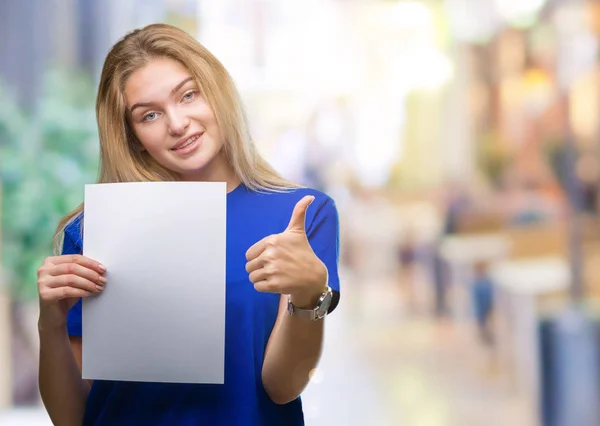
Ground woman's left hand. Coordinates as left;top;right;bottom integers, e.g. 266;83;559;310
245;196;328;307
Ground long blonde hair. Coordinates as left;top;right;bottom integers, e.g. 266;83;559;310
54;23;298;253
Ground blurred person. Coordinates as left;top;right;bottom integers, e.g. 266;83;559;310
397;229;418;313
431;240;450;318
428;181;471;319
470;261;495;346
576;153;599;215
36;24;341;426
442;180;471;235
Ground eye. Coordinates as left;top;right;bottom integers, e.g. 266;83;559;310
182;90;197;102
142;112;159;122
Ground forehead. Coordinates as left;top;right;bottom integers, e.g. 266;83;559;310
125;57;192;105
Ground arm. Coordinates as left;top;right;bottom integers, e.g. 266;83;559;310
37;248;106;426
39;325;91;426
261;294;325;405
246;195;341;405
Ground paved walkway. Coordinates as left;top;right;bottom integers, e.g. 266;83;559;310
303;269;533;426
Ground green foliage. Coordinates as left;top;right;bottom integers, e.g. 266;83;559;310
0;69;99;300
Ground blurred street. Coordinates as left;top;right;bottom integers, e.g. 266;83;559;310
4;1;600;425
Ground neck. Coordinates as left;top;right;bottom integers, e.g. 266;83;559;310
179;152;241;193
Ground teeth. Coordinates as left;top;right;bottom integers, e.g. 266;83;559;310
175;135;199;150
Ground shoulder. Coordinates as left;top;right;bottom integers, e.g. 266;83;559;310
238;185;339;235
253;186;336;210
273;187;339;238
63;214;84;247
254;186;338;223
291;187;338;221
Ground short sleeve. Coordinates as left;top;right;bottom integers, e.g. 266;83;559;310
62;219;84;337
306;196;341;313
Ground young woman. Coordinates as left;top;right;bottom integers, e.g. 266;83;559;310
37;23;340;426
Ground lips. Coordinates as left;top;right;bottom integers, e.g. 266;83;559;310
171;133;203;151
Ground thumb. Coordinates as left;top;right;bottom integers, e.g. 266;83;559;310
286;196;315;233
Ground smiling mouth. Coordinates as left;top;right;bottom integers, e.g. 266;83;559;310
171;133;202;151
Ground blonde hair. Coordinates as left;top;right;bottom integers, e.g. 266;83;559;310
54;23;299;253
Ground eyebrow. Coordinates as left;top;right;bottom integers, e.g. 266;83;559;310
128;77;194;114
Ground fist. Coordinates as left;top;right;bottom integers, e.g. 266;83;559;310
245;196;328;304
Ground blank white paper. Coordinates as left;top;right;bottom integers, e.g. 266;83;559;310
82;182;226;384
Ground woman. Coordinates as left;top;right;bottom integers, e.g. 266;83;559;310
37;23;340;426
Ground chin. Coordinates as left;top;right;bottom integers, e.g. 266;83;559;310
175;162;213;180
161;146;222;179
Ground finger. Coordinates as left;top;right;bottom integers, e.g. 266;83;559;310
41;286;94;302
47;274;103;293
285;196;315;233
249;268;268;284
45;255;106;274
49;263;107;285
245;257;264;274
245;235;276;261
253;280;277;294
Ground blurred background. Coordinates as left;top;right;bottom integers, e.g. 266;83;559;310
2;0;600;425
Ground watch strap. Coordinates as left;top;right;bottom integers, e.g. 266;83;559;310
287;298;319;320
287;286;332;321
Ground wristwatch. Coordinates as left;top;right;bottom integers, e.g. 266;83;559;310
287;286;333;321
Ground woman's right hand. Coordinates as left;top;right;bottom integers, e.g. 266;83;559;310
37;255;107;330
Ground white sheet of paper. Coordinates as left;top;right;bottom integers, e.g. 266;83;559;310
82;182;226;384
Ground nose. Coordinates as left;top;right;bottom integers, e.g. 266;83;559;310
167;108;190;136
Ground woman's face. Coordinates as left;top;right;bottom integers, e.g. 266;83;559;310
125;57;230;182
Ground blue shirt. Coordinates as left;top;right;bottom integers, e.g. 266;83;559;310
64;183;341;426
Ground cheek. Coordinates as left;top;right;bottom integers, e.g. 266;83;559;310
211;128;224;147
194;101;220;130
134;126;165;152
203;114;223;144
191;109;223;146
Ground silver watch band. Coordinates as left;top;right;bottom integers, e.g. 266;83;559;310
287;286;333;321
287;297;319;320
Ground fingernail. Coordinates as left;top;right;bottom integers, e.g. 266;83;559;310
96;285;104;292
98;276;107;284
98;263;107;272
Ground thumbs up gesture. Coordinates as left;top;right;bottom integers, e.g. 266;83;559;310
245;196;328;305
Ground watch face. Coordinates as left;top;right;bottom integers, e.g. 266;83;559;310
316;290;333;318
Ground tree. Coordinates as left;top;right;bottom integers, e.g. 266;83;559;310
0;69;99;300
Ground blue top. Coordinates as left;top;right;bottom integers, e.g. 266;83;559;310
64;183;341;426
